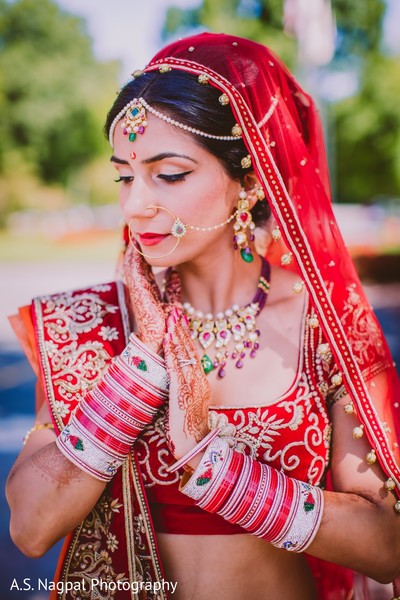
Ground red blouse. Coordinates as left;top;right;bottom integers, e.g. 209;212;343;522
135;300;342;534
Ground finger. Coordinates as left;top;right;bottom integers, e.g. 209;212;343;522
166;311;208;414
164;268;182;305
123;243;161;302
165;310;197;372
164;312;194;392
164;312;210;443
163;320;178;375
174;314;203;371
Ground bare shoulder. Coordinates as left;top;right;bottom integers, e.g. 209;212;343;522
267;265;307;311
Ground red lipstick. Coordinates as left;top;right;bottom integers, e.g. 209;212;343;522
137;232;170;246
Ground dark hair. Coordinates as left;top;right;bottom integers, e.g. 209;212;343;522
105;71;270;226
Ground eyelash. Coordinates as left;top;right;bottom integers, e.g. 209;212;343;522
114;176;133;184
157;171;192;183
114;171;193;185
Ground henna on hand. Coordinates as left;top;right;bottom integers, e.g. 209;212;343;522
163;268;182;306
123;244;165;353
30;443;84;486
164;310;210;456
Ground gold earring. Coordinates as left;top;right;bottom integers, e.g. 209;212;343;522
233;189;255;263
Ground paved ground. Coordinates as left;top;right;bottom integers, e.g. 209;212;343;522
0;263;398;599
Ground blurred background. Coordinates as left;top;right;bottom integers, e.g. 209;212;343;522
0;0;399;598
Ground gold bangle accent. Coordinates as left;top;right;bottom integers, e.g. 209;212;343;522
23;423;55;446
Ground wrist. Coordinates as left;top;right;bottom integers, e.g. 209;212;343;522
56;333;169;481
180;436;324;553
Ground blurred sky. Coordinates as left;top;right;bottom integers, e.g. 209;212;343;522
54;0;400;82
55;0;201;80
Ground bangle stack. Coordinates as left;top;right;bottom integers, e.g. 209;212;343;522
56;333;168;481
181;437;324;552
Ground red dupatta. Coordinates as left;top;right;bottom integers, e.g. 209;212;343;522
141;32;400;598
144;30;400;494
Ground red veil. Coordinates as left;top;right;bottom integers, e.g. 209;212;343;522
142;32;400;598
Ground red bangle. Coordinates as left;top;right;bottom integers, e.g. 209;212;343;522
84;393;140;437
97;378;156;419
108;363;163;406
112;359;166;404
247;467;279;532
75;407;132;454
219;454;253;519
232;460;262;524
265;478;297;542
241;463;270;529
201;451;244;513
91;387;146;432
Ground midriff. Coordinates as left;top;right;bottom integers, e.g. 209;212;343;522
156;531;317;600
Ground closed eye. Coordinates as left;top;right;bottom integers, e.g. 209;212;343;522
157;171;193;183
114;176;134;184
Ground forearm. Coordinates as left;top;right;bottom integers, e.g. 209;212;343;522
181;438;400;583
56;332;168;480
7;333;168;556
6;435;105;557
308;488;399;582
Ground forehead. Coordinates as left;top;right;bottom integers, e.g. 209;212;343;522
112;113;205;160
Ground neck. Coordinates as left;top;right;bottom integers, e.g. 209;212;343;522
176;249;262;315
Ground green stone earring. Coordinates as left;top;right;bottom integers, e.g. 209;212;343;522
233;189;255;262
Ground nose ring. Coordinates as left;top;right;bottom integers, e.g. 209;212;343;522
128;205;186;259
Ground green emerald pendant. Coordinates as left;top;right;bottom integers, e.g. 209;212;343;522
240;248;254;262
201;354;214;374
129;132;137;142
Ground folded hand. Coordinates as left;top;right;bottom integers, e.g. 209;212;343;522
163;308;211;460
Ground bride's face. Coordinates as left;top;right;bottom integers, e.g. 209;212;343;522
111;111;242;267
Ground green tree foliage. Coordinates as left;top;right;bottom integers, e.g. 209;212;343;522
0;0;119;224
333;0;385;57
333;54;400;203
162;0;400;203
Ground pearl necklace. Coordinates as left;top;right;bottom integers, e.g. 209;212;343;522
183;257;271;378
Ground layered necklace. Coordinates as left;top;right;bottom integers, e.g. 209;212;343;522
179;257;271;378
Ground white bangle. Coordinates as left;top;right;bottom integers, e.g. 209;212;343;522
165;428;221;473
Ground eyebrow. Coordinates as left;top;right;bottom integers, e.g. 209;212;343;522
110;152;198;165
110;155;129;165
142;152;198;164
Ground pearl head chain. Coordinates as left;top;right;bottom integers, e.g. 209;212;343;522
109;96;243;147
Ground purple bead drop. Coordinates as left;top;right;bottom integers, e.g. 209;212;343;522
218;368;226;378
250;349;257;358
232;352;237;359
236;360;244;368
254;342;259;350
240;351;246;358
